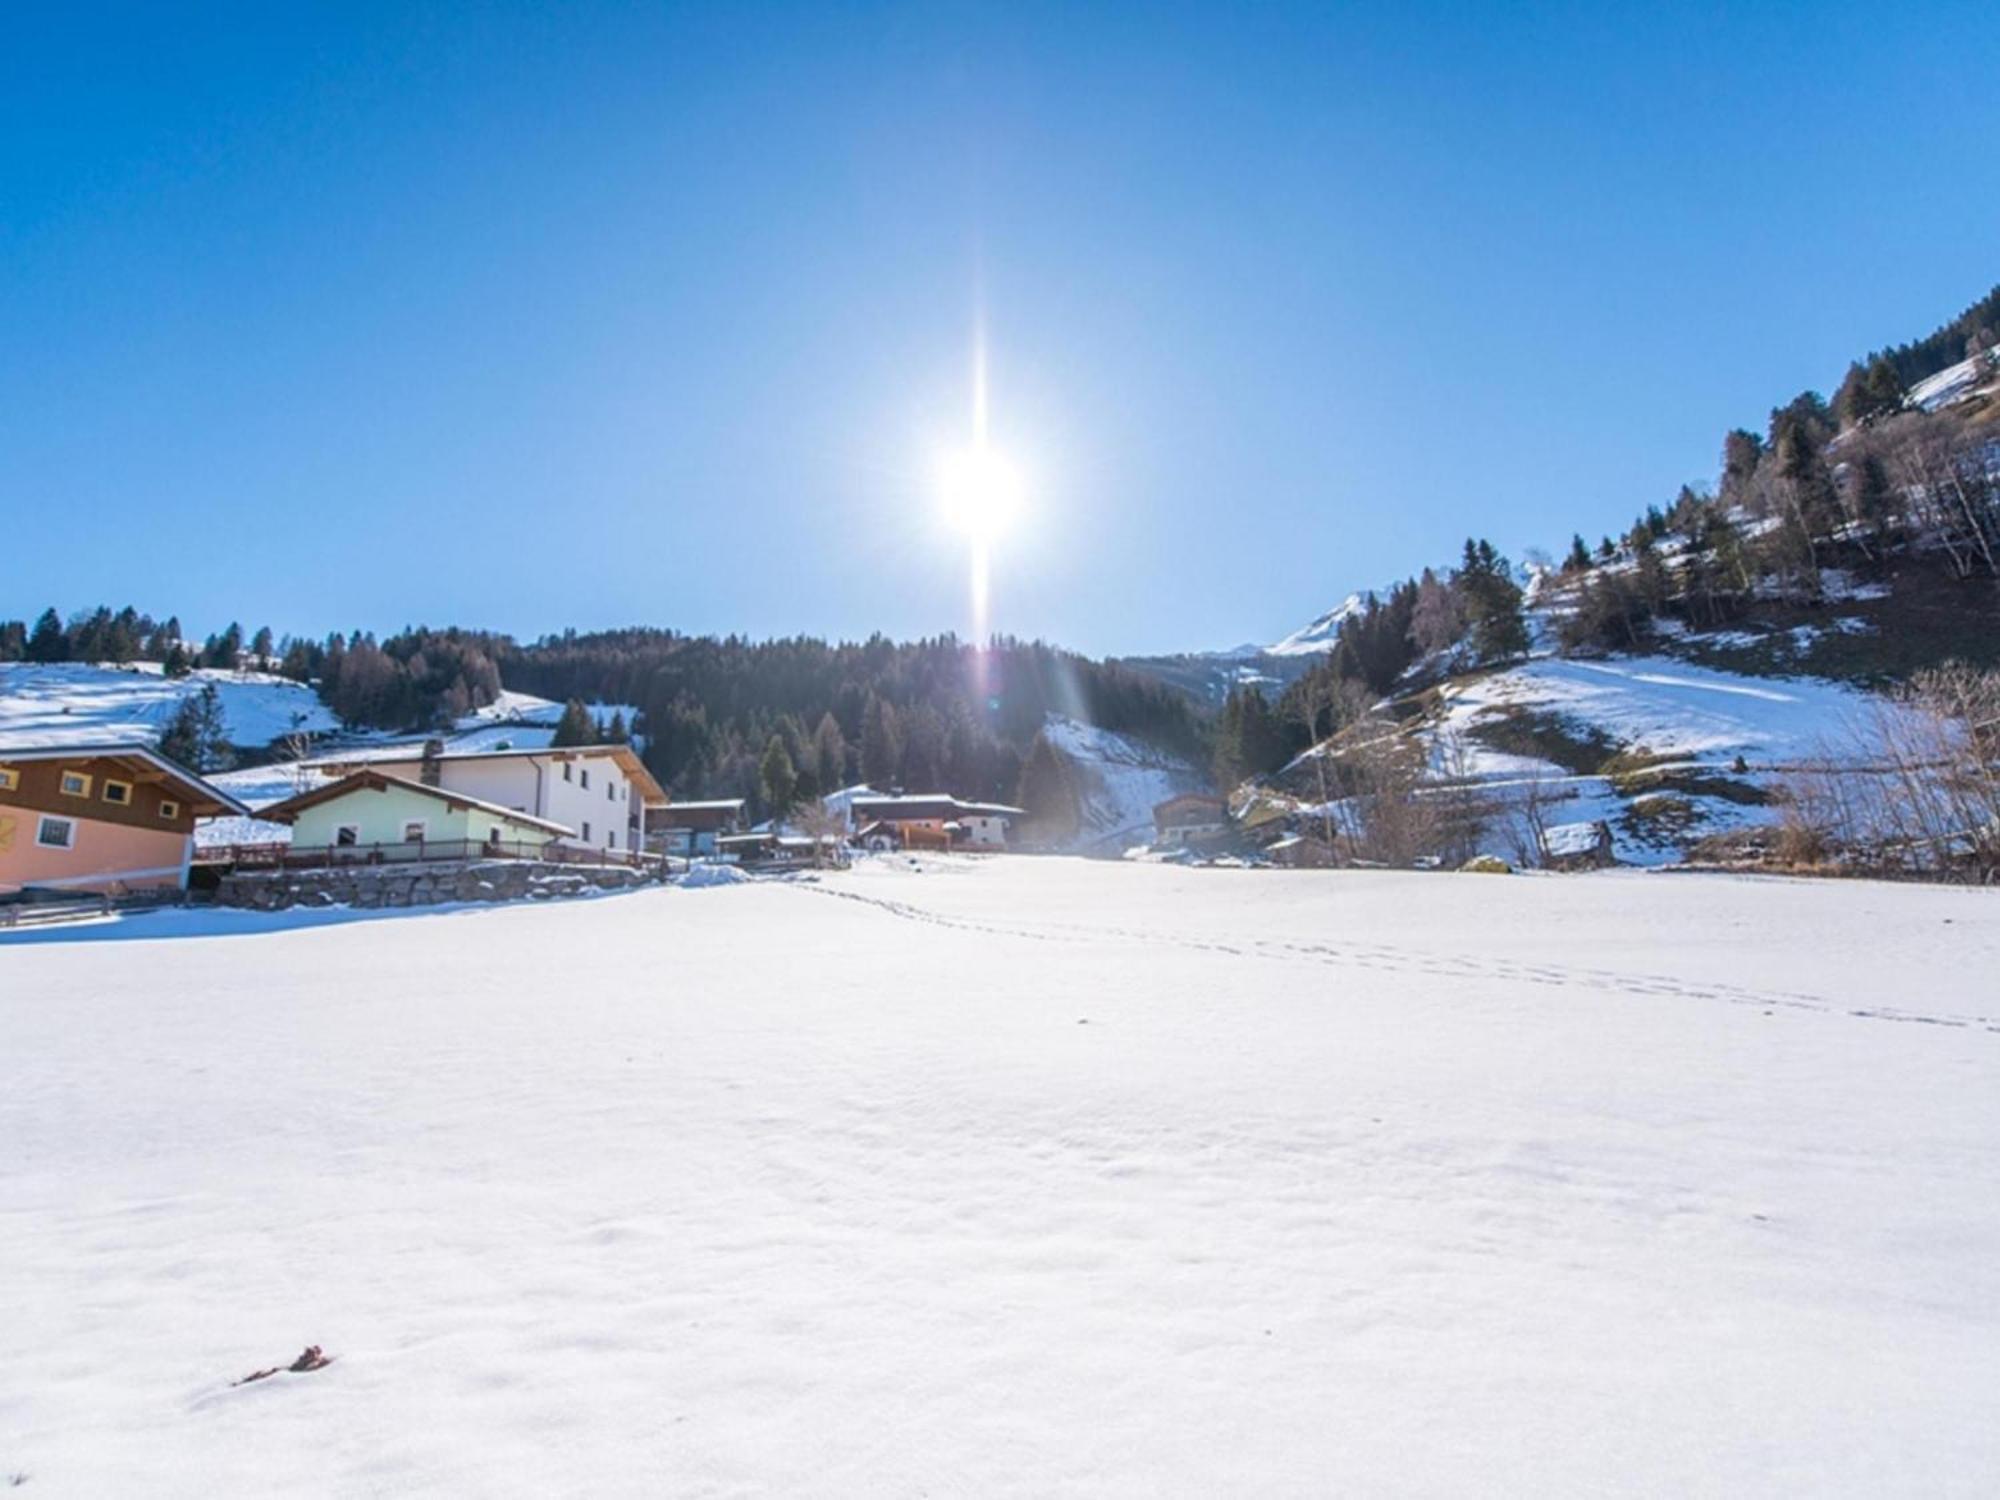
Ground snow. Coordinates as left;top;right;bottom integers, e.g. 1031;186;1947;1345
1265;591;1371;656
0;663;339;751
1439;655;1866;768
1040;715;1207;852
1908;347;1997;412
3;857;1997;1495
1541;819;1606;857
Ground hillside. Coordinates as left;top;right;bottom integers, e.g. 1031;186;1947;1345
0;663;339;751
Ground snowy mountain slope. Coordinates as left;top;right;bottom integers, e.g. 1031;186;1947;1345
1265;591;1370;656
4;860;1996;1494
1438;654;1865;769
0;662;339;751
1040;715;1208;853
1908;344;1999;411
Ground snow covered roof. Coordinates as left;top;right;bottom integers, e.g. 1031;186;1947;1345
848;794;1027;820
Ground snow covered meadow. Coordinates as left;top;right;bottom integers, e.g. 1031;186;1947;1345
4;858;1998;1495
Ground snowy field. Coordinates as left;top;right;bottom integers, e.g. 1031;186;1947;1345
0;663;338;750
4;858;1997;1496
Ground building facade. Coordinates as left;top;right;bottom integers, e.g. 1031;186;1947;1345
261;771;573;858
309;743;667;857
0;743;248;895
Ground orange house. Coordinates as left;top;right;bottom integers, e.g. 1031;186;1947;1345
0;743;248;896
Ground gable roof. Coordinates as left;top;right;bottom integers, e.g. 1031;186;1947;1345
0;742;251;817
254;770;574;836
307;742;668;807
849;794;1026;820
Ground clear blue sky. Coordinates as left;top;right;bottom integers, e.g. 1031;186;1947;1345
4;2;1996;657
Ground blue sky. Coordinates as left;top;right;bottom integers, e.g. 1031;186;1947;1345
4;2;1996;657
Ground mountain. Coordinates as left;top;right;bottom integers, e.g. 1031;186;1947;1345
1264;592;1371;656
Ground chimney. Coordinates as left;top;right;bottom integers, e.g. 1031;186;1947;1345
420;738;445;786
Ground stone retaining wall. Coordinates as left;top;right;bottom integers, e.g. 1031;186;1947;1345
216;860;653;912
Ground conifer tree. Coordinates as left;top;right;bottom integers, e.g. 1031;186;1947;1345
158;683;232;772
759;734;797;819
26;608;65;662
860;693;901;788
551;699;597;747
1014;732;1080;844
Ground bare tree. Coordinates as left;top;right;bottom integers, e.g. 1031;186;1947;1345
794;801;851;870
1777;664;2000;882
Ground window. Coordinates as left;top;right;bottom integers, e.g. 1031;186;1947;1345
60;771;92;798
102;779;133;806
335;825;360;846
402;820;426;843
0;767;17;792
580;768;590;790
581;820;591;842
159;799;181;820
37;816;75;849
563;763;573;782
487;826;503;846
607;781;615;801
608;829;617;850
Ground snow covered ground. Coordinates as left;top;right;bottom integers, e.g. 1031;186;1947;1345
0;663;339;751
1438;655;1867;771
4;857;1997;1496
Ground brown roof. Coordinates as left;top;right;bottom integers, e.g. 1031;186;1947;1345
254;770;574;835
0;742;250;817
309;742;669;807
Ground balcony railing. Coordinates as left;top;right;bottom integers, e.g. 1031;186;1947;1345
198;838;664;873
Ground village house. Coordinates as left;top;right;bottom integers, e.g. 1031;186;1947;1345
0;742;249;895
255;769;575;862
1152;793;1229;850
307;741;667;857
847;794;1024;852
646;798;745;857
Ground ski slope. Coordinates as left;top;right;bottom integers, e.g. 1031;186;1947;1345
3;857;1996;1495
0;663;339;751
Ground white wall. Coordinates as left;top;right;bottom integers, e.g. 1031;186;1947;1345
360;752;633;851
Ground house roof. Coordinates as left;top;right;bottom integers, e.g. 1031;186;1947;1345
308;742;668;807
254;770;575;836
849;794;1026;820
0;742;252;817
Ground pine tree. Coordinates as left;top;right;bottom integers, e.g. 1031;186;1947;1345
812;712;847;793
551;699;597;747
860;693;901;788
759;734;797;819
162;642;193;678
1566;534;1592;572
158;683;232;772
26;608;65;662
1014;732;1079;844
603;710;629;743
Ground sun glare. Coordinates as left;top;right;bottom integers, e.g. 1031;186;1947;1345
938;445;1024;542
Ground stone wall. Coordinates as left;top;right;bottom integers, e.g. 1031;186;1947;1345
216;859;653;912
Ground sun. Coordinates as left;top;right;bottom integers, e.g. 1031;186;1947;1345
938;445;1024;543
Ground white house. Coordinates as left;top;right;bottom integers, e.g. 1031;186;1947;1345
308;741;668;857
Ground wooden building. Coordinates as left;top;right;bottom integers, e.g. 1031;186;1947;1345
1152;793;1229;849
646;798;746;857
0;742;249;896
